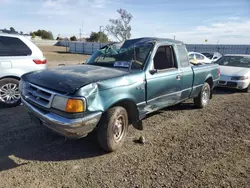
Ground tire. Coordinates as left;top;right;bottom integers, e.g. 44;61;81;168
97;106;128;152
0;78;21;108
245;84;250;93
193;82;211;108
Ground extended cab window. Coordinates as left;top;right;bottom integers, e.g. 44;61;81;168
153;46;177;70
177;45;190;67
0;36;32;56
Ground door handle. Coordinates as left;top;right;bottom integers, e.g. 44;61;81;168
176;75;181;80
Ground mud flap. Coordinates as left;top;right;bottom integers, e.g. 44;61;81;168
132;120;143;131
210;89;213;99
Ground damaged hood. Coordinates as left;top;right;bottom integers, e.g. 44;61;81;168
22;64;129;93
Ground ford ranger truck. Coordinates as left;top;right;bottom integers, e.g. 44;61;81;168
20;37;220;152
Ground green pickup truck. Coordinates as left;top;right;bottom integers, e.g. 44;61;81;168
20;37;220;152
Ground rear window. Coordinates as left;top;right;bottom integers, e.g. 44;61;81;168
0;36;32;56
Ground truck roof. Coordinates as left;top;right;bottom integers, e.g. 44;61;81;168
121;37;184;48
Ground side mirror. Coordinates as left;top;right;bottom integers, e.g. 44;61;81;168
149;69;157;74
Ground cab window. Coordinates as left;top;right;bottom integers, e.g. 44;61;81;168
153;45;177;70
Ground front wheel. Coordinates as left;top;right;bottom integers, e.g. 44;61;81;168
245;84;250;93
97;106;128;152
0;78;21;107
194;82;211;108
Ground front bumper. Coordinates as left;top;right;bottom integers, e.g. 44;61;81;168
21;97;102;139
218;80;249;90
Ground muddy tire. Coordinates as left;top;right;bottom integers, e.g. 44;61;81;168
194;82;211;108
97;106;128;152
0;78;21;108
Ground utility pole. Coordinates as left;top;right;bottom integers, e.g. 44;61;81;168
99;26;104;43
79;29;82;41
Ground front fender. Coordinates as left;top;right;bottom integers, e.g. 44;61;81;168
76;81;145;113
87;86;140;112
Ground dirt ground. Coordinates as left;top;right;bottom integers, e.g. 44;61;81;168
0;89;249;188
0;47;250;187
39;46;90;68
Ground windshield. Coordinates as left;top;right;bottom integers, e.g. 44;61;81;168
86;43;152;70
215;56;250;68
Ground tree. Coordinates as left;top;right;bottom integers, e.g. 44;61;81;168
86;31;108;43
42;31;53;40
70;36;77;41
32;30;54;40
56;36;63;40
106;8;133;42
10;27;17;33
31;33;36;39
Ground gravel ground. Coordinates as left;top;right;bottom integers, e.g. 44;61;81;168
0;88;249;188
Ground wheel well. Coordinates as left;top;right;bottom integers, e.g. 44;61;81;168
205;77;213;99
111;99;139;125
0;76;20;81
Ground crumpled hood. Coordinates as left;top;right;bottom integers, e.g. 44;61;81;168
21;64;129;94
220;66;250;77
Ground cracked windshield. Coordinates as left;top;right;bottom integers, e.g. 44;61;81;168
86;43;152;69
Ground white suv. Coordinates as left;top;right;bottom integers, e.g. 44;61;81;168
0;33;47;107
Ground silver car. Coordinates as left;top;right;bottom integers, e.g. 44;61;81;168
0;33;47;107
216;54;250;92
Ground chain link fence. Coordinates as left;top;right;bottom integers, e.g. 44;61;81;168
56;41;250;55
186;44;250;55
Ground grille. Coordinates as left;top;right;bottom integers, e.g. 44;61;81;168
22;82;55;108
226;81;237;87
218;80;226;85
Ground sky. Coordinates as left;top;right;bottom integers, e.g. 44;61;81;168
0;0;250;44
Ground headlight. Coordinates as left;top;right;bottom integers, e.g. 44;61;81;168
231;76;249;80
52;95;86;113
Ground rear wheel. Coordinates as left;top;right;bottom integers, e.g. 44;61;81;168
97;106;128;152
194;82;211;108
0;78;21;107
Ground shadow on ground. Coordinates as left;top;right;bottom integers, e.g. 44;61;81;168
0;106;106;171
54;51;71;54
0;129;106;171
213;87;245;95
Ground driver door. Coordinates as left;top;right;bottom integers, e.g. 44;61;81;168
145;45;182;111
